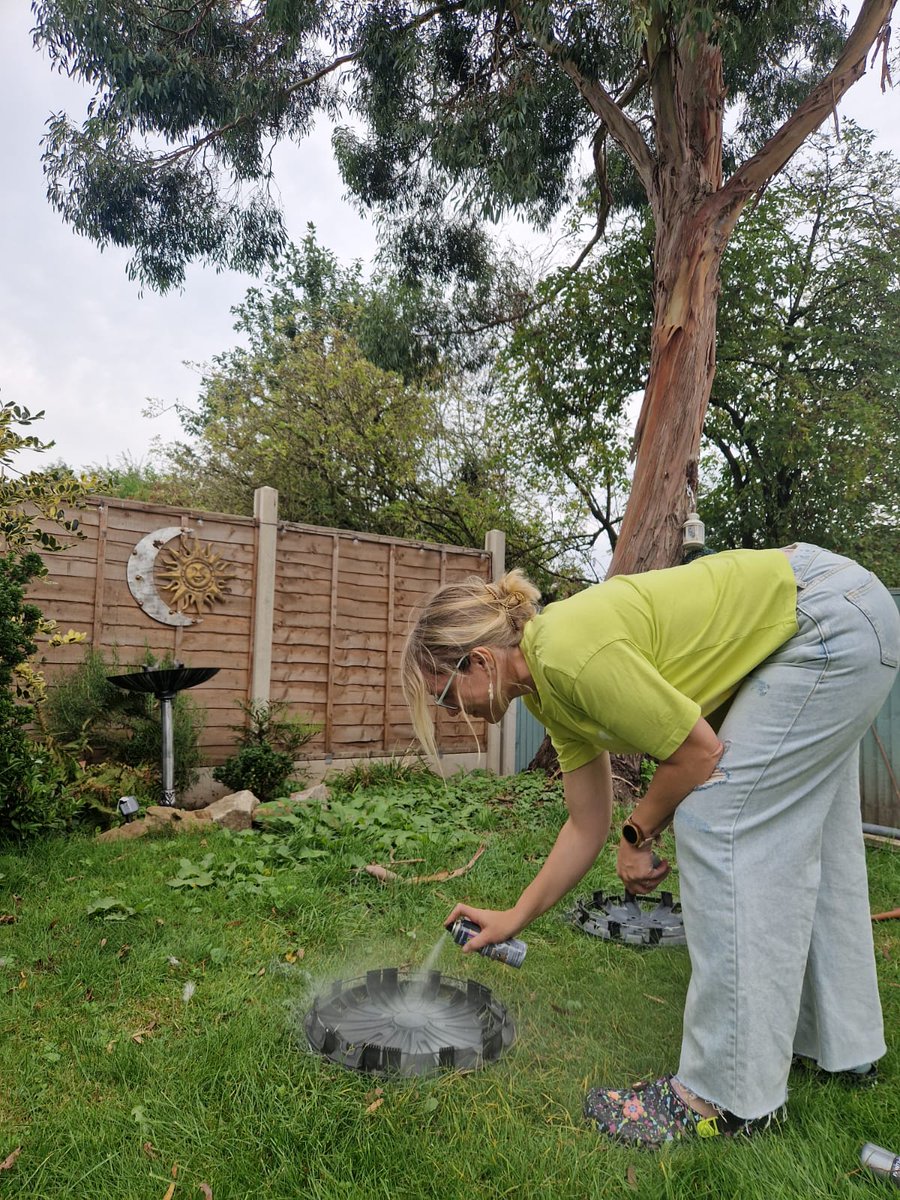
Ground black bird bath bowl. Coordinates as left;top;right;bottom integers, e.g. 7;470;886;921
305;968;516;1077
107;664;219;806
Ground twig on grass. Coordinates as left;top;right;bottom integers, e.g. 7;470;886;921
360;844;486;885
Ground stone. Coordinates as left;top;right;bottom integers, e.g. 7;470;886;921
145;805;211;825
97;806;210;842
97;820;151;842
287;782;330;805
202;789;260;832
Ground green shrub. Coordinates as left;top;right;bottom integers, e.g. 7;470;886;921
213;744;297;802
0;550;56;838
229;699;320;757
212;701;319;802
41;647;204;797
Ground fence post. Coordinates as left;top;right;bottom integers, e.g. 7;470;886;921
249;487;278;704
484;529;516;776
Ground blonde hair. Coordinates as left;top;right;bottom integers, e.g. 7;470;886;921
401;568;541;760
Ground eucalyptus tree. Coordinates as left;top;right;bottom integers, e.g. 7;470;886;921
703;126;900;579
501;126;900;577
33;0;897;572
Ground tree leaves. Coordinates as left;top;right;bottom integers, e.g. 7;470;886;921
31;1;859;290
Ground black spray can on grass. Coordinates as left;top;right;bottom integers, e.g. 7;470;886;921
448;918;527;968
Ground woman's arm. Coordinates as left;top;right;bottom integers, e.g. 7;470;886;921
616;716;723;893
445;753;615;951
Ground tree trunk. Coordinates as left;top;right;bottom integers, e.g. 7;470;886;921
609;213;726;577
608;32;728;578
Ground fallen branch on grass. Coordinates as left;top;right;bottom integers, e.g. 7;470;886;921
360;844;486;885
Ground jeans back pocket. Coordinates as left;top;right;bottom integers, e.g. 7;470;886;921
845;576;900;668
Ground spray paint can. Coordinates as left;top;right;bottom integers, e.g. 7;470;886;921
860;1144;900;1187
448;918;527;968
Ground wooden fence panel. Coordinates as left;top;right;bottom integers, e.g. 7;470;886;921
30;496;495;766
33;497;256;760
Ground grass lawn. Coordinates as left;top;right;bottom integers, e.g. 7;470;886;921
0;768;898;1199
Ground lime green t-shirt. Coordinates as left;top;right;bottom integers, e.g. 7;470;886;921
519;549;798;770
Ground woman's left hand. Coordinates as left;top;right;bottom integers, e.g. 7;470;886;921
616;842;670;895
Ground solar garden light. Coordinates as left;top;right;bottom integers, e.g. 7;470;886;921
117;795;140;823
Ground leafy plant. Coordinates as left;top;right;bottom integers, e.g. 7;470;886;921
272;770;505;862
166;856;217;890
0;487;84;835
212;700;319;802
85;896;136;921
230;699;320;758
326;757;430;796
0;738;83;839
41;647;204;797
213;745;297;804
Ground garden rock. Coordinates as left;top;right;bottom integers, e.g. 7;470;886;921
96;806;208;842
202;789;260;831
96;819;153;842
287;782;330;806
146;806;210;828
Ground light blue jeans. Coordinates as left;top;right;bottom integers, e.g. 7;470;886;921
673;544;900;1119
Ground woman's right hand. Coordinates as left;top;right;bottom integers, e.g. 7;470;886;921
616;841;670;895
445;903;524;952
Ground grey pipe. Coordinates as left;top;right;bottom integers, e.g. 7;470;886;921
159;694;176;806
862;822;900;840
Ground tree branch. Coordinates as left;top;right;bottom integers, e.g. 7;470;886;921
507;2;654;195
719;0;897;209
153;0;467;169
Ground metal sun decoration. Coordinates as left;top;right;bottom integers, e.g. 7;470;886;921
156;533;233;614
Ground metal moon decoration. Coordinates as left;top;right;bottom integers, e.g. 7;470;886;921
127;527;234;627
128;527;197;626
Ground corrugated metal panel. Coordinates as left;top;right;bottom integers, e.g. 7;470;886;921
515;699;546;772
860;589;900;829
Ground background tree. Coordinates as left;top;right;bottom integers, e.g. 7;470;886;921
33;0;897;574
499;211;652;561
500;127;900;579
702;125;900;581
148;233;585;588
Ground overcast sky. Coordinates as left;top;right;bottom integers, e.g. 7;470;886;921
2;3;898;476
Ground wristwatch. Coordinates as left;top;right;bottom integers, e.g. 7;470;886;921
621;817;651;849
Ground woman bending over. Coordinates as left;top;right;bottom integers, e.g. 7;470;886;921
400;544;899;1147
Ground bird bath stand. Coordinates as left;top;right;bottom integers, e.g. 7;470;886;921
107;664;219;806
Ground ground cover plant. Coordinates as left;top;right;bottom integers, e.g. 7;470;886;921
0;769;897;1199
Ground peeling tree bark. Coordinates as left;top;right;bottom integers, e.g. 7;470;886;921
609;31;730;576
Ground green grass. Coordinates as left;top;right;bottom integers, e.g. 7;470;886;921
0;772;898;1199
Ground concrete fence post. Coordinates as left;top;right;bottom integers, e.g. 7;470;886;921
484;528;516;776
249;487;278;705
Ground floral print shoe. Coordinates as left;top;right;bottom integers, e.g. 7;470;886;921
583;1075;784;1148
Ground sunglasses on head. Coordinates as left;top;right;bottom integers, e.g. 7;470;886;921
433;654;470;709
